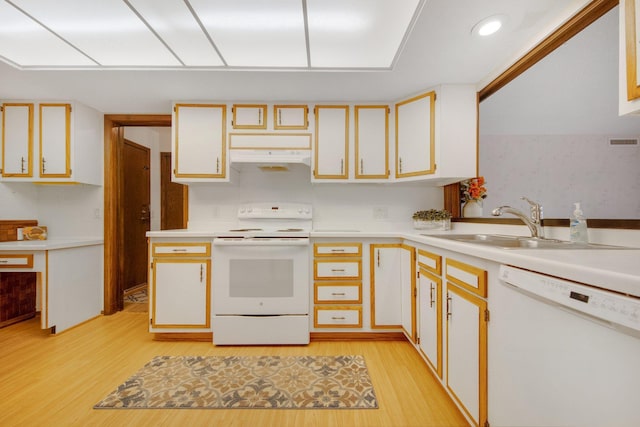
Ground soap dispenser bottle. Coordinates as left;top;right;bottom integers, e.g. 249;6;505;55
569;202;588;243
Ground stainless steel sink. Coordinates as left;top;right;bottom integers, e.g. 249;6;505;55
424;234;629;249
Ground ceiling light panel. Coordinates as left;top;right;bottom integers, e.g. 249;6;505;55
0;2;96;66
307;0;421;68
189;0;307;67
11;0;180;66
127;0;224;66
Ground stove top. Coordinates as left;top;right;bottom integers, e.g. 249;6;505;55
219;203;313;239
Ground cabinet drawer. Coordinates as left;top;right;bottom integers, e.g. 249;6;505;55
314;260;361;280
0;254;34;269
445;258;487;297
314;306;362;328
314;243;362;257
418;249;441;275
152;242;211;257
314;282;362;304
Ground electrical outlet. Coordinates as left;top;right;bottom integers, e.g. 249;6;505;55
373;206;388;220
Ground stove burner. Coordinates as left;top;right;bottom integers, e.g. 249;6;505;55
228;228;263;232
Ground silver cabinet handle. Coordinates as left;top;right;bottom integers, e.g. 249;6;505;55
331;269;345;272
0;260;9;264
446;293;452;319
330;248;345;252
200;264;204;282
216;157;220;173
377;250;380;267
172;249;187;252
42;157;46;174
21;156;26;173
399;157;402;174
340;158;344;175
331;292;346;296
278;109;282;125
430;283;435;308
360;159;363;174
331;316;346;320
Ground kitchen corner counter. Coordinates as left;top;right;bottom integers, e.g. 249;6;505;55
0;238;104;251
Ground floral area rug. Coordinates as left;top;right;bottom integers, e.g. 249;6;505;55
124;287;148;304
94;355;378;410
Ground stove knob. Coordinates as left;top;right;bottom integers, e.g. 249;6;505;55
239;208;246;213
298;208;303;213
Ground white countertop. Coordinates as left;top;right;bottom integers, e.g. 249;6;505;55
147;228;640;298
0;238;104;251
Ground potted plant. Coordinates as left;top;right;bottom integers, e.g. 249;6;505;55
412;209;452;230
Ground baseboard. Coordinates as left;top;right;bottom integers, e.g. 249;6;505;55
152;331;408;342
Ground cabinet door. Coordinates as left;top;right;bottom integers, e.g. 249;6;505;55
1;103;33;177
419;268;442;378
274;105;308;129
370;245;401;328
174;104;226;179
232;104;267;129
395;91;435;178
355;105;389;179
39;104;71;178
400;245;416;342
314;105;349;179
151;258;211;328
446;283;488;427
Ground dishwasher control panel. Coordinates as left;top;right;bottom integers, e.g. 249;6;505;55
499;265;640;332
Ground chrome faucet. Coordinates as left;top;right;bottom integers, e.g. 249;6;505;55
491;197;544;239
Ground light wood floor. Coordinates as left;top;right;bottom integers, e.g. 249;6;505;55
0;311;468;427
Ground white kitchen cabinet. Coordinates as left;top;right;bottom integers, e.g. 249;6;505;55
149;241;211;332
1;103;33;178
231;104;267;129
400;244;416;342
173;103;227;181
1;101;102;184
39;103;70;179
395;91;435;178
354;105;389;179
418;267;443;379
313;105;349;180
395;85;477;185
312;242;363;331
274;104;308;129
370;244;402;328
446;282;488;427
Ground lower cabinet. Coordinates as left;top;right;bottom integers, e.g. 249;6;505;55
149;241;211;332
415;249;488;427
312;242;363;330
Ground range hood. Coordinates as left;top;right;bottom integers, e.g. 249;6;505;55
230;149;311;168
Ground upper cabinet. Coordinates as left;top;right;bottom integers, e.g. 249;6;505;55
355;105;389;179
173;103;228;182
1;103;33;178
621;0;640;114
395;85;477;185
231;104;267;129
1;101;102;185
313;105;349;180
395;91;435;178
274;105;308;130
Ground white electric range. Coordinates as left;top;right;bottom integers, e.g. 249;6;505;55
212;202;312;345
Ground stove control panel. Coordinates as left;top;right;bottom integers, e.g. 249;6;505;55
237;202;312;219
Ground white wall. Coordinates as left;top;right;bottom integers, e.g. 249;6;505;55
123;127;171;231
187;165;444;231
0;183;38;219
35;184;103;238
480;134;640;218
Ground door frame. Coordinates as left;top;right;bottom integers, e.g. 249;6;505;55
104;115;171;314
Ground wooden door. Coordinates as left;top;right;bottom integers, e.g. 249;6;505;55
160;152;187;230
122;139;150;292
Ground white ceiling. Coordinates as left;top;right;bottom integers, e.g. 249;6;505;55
0;0;591;114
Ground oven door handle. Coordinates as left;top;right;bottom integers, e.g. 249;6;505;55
213;238;309;247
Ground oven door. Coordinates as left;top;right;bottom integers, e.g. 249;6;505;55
212;238;309;315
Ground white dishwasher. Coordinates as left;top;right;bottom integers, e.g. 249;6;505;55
491;265;640;427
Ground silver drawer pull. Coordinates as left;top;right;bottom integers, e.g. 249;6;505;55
331;316;346;320
330;249;345;252
172;249;188;252
331;269;345;272
331;292;346;296
0;260;8;263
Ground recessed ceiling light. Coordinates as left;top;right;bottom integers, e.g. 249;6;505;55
472;14;507;37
